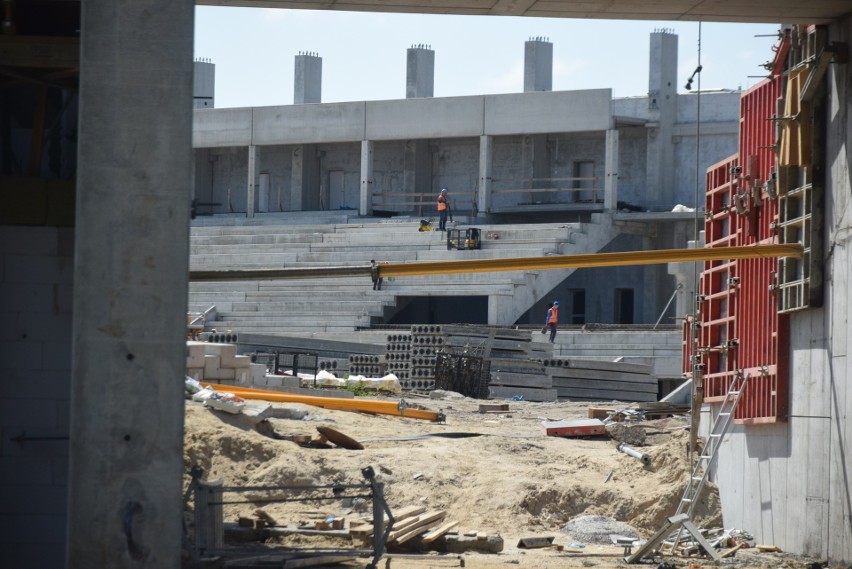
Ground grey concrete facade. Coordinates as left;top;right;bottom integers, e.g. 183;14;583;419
193;34;738;218
406;45;435;98
193;59;215;108
294;52;322;104
524;38;553;93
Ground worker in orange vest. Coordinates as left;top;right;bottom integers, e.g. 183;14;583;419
437;188;452;231
545;301;559;343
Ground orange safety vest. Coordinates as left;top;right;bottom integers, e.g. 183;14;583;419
547;306;558;324
437;195;447;211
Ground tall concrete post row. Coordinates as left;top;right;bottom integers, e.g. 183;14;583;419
67;0;194;566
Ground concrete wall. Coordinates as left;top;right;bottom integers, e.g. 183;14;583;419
0;225;73;567
713;18;852;564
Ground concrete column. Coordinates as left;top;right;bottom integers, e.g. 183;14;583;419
478;135;492;216
246;144;256;217
360;140;374;215
291;147;304;210
193;59;215;109
604;129;619;210
406;45;435;98
67;0;193;566
294;52;322;104
524;37;553;92
258;171;270;213
646;30;678;210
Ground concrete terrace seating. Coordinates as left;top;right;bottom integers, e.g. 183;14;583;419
189;213;623;335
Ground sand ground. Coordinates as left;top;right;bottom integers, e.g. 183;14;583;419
183;391;827;568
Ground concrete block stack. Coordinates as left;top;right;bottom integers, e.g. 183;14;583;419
318;357;349;373
186;341;266;386
385;333;412;385
349;354;387;377
545;359;656;402
409;325;446;390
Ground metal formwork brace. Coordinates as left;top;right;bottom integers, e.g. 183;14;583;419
626;372;751;564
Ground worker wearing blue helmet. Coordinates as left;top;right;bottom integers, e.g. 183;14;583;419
437;188;452;231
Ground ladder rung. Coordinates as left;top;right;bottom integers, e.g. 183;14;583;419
728;390;741;396
692;476;703;481
681;498;693;503
710;433;722;437
719;412;731;416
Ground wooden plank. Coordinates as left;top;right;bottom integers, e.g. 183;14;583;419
394;511;447;544
489;386;557;402
283;555;355;568
421;520;459;543
478;403;509;413
393;505;427;522
387;511;445;542
551;376;657;393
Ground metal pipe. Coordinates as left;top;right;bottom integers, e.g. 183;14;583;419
617;442;652;465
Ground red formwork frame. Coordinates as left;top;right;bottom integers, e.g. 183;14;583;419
687;76;789;424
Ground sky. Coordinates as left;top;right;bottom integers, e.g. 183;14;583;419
194;7;783;109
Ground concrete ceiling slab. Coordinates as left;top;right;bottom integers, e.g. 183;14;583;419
198;0;852;24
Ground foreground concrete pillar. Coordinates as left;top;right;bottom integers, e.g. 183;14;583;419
67;0;193;566
360;140;374;215
478;135;492;216
604;129;619;210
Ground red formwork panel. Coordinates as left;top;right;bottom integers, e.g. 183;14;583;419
685;76;789;424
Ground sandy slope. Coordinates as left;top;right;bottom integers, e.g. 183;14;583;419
183;392;816;568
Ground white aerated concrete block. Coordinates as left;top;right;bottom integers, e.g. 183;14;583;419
203;355;221;375
265;375;283;387
250;363;267;386
187;368;204;381
229;354;251;369
205;367;235;381
186;343;206;368
234;367;250;385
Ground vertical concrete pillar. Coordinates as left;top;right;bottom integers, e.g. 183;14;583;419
604;129;619;210
360;140;374;215
294;52;322;104
406;45;435;98
193;59;215;109
246;144;256;217
646;30;678;209
258;172;270;213
524;37;553;92
291;147;304;211
478;135;492;216
67;0;193;566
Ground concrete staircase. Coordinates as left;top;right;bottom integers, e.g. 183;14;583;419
188;213;624;335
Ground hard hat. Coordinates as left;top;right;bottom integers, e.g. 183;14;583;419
553;301;560;306
441;188;447;193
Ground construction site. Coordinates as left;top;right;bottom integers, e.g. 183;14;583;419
1;1;851;568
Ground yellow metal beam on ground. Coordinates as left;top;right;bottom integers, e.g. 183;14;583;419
378;244;803;277
203;382;440;422
189;244;802;282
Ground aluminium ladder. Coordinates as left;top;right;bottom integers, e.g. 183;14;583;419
625;371;751;564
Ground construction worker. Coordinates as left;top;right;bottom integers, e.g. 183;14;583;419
437;188;452;231
545;301;559;343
